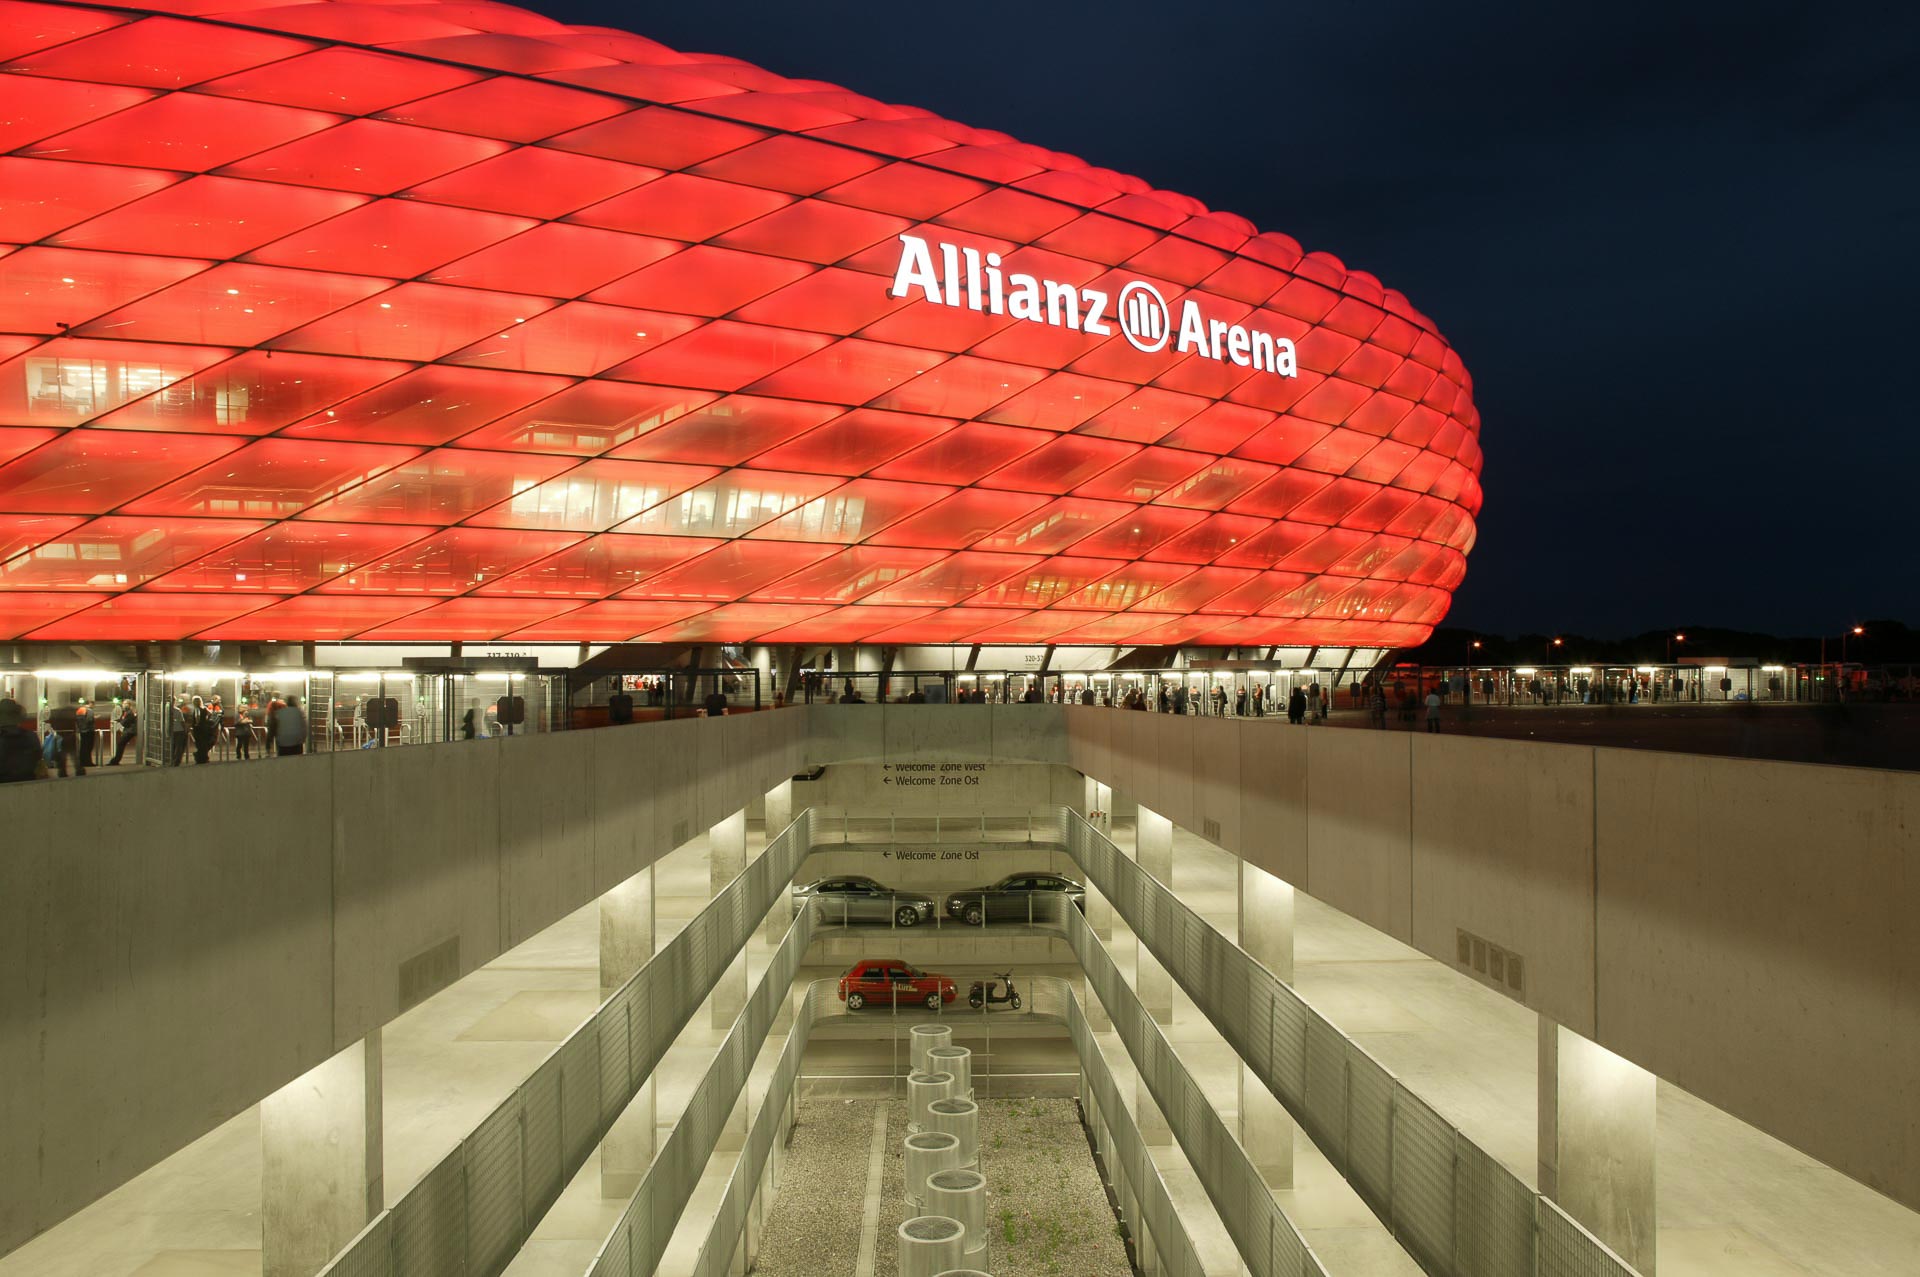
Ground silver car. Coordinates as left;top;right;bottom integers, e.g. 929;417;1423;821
944;872;1086;926
791;875;937;927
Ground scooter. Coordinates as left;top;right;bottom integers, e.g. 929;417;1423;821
968;971;1022;1011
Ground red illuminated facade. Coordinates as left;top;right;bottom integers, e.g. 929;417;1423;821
0;0;1482;646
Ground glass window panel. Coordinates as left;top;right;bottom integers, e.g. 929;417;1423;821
1064;506;1205;560
149;521;428;592
473;532;719;598
612;469;841;538
1227;469;1332;519
76;264;390;348
376;77;627;142
568;173;791;241
1033;213;1162;265
744;339;945;405
192;594;430;640
959;557;1116;609
0;158;176;243
312;527;583;594
860;550;1036;606
551;63;750;105
24;591;272;639
935;187;1078;241
588;244;812;317
426;224;679;298
690;133;884;195
1078;386;1213;444
2;15;313;88
21;91;339;171
1194;570;1311;615
1157;400;1274;453
404;146;660;220
1072;446;1211;502
1286;477;1375;527
269;282;558;363
691;89;853;131
1141;512;1272;564
980;435;1136;494
122;437;422;518
971;496;1129;554
0;590;109;638
50;174;365;258
546;103;766;169
0;247;212;335
0;424;58;465
868;421;1046;485
1128;565;1255;613
818;161;987;220
1345;438;1422;486
752;605;935;645
0;2;129;60
442;302;700;377
217;119;508;195
0;511;84;562
381;34;616;76
0;340;235;428
747;477;948;543
352;595;577;641
0;74;155;152
297;448;575;525
1341;486;1420;533
964;610;1109;644
501;599;711;641
979;372;1132;433
1213;520;1324;570
857;606;1027;644
1274;529;1369;576
453;383;715;456
745;546;944;604
631;602;830;643
605;321;831;393
607;395;840;465
744;408;948;475
1154;456;1279;511
871;355;1047;419
195;45;483;113
0;515;264;589
808;119;957;160
712;199;908;265
466;458;719;532
276;367;573;446
227;4;474;43
92;352;410;437
862;488;1048;550
248;199;537;279
621;540;834;602
729;266;912;335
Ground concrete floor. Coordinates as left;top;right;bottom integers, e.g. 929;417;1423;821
9;809;1919;1277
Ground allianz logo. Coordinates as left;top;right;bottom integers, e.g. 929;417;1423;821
889;232;1298;377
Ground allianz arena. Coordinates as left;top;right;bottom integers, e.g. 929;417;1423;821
0;0;1482;647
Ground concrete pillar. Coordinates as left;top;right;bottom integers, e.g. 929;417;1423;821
763;778;797;948
710;809;748;1029
1540;1020;1657;1275
600;868;656;1198
260;1033;381;1277
1239;861;1294;1188
1135;806;1174;1025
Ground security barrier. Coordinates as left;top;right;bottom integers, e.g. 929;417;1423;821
1056;807;1644;1277
587;879;817;1277
316;811;814;1277
1066;902;1328;1277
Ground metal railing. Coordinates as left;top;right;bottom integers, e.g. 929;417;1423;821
316;811;814;1277
1056;807;1644;1277
587;882;816;1277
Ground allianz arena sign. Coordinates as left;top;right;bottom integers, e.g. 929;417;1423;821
891;233;1299;376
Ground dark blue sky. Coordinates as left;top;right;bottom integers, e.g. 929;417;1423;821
523;1;1920;635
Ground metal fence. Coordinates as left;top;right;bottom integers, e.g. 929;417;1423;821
316;811;815;1277
1055;808;1646;1277
1067;899;1328;1277
588;885;817;1277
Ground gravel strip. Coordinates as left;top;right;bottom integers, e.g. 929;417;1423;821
760;1094;1132;1277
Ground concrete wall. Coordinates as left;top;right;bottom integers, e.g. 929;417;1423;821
0;710;805;1256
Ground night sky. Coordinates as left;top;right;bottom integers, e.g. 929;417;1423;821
524;0;1919;636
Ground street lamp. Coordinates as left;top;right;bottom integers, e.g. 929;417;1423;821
1666;632;1685;662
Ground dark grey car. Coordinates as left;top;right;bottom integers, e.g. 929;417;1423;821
943;872;1085;926
792;875;936;927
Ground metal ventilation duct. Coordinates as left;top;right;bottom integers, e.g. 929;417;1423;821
903;1131;964;1213
897;1215;966;1277
925;1169;989;1265
925;1045;973;1099
926;1097;980;1168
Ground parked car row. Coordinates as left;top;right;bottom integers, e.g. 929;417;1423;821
792;871;1085;927
833;959;1022;1012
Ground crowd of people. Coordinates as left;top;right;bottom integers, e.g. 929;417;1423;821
0;693;312;783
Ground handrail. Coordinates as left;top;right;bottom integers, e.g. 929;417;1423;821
315;811;815;1277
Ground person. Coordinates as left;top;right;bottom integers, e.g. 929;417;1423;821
1287;687;1306;724
1306;683;1322;723
1371;684;1389;728
1234;687;1248;716
0;699;47;783
167;697;188;765
1021;684;1040;703
109;699;138;765
233;701;254;760
189;695;216;764
275;693;308;756
1157;685;1171;714
48;701;81;777
462;707;487;739
75;700;95;770
704;689;728;716
1425;688;1442;733
1252;684;1264;717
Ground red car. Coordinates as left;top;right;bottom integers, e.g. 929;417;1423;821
837;959;959;1012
